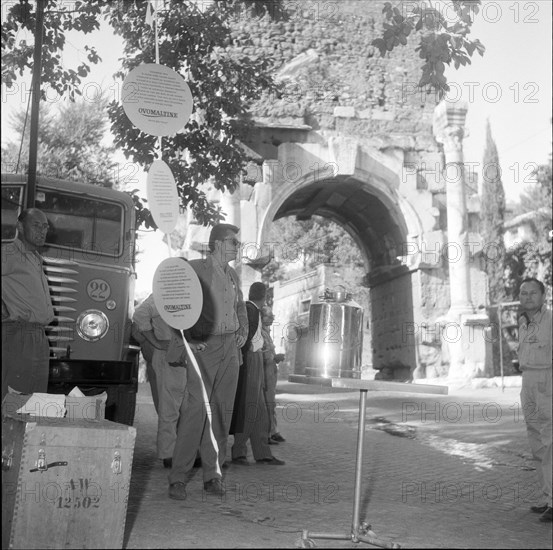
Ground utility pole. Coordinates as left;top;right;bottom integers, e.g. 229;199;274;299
27;0;46;208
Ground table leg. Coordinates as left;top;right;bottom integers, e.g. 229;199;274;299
351;389;367;537
298;389;400;549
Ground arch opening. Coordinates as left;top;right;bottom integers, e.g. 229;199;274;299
263;173;417;382
272;175;408;270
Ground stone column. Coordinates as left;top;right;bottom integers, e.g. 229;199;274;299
433;101;490;380
220;187;240;228
433;100;474;319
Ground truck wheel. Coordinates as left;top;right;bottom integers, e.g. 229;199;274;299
105;385;136;426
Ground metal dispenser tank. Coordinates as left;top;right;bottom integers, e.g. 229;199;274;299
306;287;364;379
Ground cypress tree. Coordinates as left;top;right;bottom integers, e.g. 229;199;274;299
480;119;507;374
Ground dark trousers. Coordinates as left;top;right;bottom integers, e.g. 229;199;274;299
2;322;50;399
232;350;272;461
264;360;278;436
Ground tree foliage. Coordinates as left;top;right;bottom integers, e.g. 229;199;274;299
1;0;105;100
505;154;553;297
104;0;277;227
1;95;117;186
2;0;279;228
480;119;506;304
264;215;365;283
372;1;485;95
479;121;508;375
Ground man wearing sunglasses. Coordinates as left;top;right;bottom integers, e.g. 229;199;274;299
167;223;248;500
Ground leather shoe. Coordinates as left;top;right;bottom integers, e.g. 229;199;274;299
168;482;187;500
531;504;549;514
231;456;250;466
268;438;279;445
271;433;286;443
539;507;552;522
256;456;285;465
204;478;225;496
162;458;172;469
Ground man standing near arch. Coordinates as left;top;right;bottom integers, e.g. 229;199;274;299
166;224;248;500
518;277;552;523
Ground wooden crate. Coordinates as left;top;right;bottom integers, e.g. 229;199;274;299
2;414;136;549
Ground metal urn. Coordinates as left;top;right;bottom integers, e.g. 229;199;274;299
306;287;364;379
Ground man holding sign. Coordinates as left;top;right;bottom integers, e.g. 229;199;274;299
166;224;247;500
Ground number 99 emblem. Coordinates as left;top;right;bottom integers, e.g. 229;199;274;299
87;279;111;302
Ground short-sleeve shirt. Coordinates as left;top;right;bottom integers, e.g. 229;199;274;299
518;305;552;370
133;294;173;341
1;239;54;325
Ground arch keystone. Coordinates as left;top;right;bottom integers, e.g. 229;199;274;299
328;137;359;176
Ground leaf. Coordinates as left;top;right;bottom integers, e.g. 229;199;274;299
371;38;387;55
474;40;486;56
418;74;430;87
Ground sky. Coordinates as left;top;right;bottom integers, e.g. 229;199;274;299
445;0;552;202
1;0;552;295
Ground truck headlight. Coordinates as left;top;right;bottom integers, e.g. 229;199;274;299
76;310;109;342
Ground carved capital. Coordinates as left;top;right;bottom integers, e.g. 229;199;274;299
433;100;468;155
434;125;465;154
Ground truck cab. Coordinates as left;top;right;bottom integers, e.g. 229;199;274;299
1;174;140;424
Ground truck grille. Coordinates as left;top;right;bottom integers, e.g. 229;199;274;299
43;257;78;356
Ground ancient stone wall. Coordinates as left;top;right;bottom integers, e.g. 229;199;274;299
222;2;484;379
229;1;439;142
369;269;417;379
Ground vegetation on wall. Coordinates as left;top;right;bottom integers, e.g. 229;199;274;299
372;0;485;94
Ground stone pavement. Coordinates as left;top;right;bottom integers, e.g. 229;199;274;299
123;378;551;549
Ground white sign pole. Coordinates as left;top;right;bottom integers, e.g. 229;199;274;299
153;0;159;65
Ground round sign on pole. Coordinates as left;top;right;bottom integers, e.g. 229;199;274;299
122;63;193;136
153;258;202;330
147;160;180;234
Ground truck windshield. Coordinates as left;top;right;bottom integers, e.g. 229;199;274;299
37;189;124;256
1;186;23;240
1;185;125;257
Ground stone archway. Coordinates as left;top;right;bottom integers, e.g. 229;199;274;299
245;137;429;380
